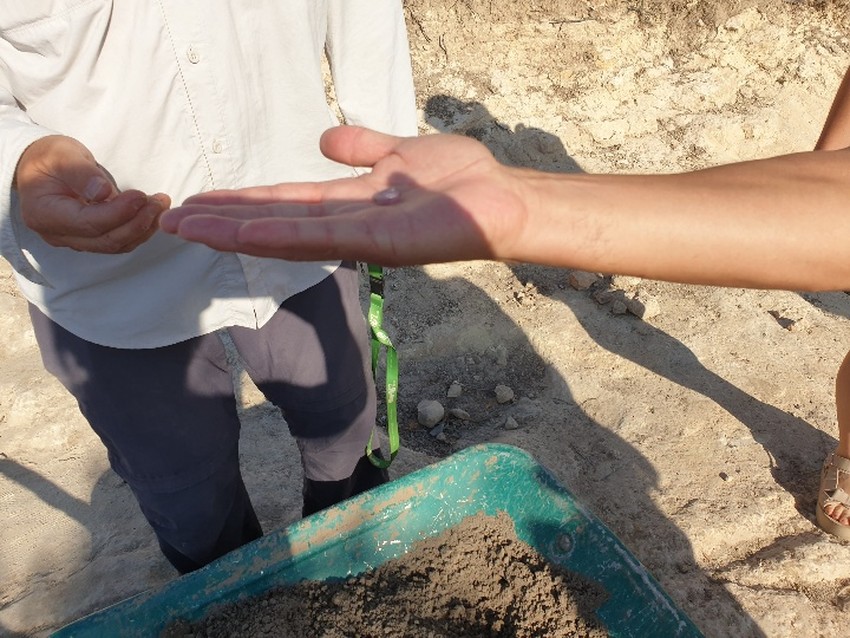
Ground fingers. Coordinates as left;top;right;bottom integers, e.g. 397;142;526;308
36;192;171;253
161;202;315;232
163;177;379;232
173;214;372;263
180;174;378;207
319;126;402;168
181;183;325;207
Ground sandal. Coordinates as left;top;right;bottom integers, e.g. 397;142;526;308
816;450;850;540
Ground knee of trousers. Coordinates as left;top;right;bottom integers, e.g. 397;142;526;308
288;386;379;483
128;454;256;564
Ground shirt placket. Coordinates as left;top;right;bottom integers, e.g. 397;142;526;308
157;0;265;323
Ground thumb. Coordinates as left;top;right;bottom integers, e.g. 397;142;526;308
78;165;119;203
54;140;120;202
16;135;121;203
319;126;401;169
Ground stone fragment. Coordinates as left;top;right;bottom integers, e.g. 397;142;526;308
418;399;445;427
611;299;628;315
504;416;520;430
429;423;444;437
449;408;471;420
611;274;643;288
568;270;600;290
593;289;614;305
509;396;543;424
626;293;661;319
446;380;463;398
494;384;515;404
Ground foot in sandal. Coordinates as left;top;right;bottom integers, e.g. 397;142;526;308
817;451;850;540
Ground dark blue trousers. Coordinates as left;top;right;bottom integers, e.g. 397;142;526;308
29;263;387;573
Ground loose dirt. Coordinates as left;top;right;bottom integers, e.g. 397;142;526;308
162;513;608;638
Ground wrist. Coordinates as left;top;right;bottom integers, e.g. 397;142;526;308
498;166;542;263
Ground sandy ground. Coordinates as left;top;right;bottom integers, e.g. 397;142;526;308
2;1;850;636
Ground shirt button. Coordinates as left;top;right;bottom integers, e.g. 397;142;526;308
187;46;200;64
211;140;224;154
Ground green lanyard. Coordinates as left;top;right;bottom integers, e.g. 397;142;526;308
365;263;399;468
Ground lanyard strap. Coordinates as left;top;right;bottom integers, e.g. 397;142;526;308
365;263;399;468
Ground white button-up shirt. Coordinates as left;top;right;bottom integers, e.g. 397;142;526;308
0;0;417;348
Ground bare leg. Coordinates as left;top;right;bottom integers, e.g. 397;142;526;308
836;350;850;459
821;350;850;528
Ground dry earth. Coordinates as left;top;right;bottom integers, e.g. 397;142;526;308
162;513;610;638
2;1;850;636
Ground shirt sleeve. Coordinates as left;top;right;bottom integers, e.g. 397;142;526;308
325;0;418;138
0;75;57;286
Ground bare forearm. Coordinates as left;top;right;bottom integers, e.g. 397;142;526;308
510;149;850;291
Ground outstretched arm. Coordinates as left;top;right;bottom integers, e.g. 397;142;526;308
161;68;850;291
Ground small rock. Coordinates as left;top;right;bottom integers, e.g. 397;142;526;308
592;289;614;305
494;344;508;366
626;293;661;319
449;408;471;420
611;299;628;315
611;274;643;288
429;423;445;437
568;270;601;290
494;384;515;404
504;415;520;430
509;396;543;424
446;380;463;398
418;399;445;427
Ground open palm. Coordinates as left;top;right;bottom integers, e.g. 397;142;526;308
161;127;530;266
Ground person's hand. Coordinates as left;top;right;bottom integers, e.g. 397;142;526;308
15;135;170;253
160;126;532;266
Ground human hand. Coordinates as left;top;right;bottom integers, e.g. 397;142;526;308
160;126;531;266
15;135;170;253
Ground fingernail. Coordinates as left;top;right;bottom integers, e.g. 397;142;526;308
151;193;171;209
84;176;110;202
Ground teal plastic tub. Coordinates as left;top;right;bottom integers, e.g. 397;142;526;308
53;443;703;637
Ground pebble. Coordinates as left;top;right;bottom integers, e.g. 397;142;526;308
626;293;661;319
494;384;515;404
509;396;542;424
372;186;402;205
449;408;471;420
611;274;643;288
417;399;445;427
611;299;628;315
504;415;520;430
592;288;614;305
568;270;601;290
446;380;463;398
